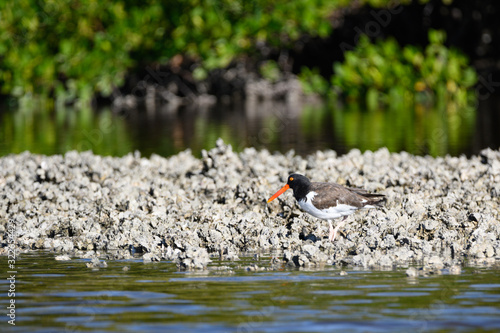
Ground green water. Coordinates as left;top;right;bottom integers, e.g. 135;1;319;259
2;253;500;332
0;100;480;158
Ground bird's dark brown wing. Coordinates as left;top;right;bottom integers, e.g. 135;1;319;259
310;182;385;209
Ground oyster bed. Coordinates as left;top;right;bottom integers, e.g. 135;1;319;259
1;139;499;270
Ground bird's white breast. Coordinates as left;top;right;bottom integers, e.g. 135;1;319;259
298;191;359;220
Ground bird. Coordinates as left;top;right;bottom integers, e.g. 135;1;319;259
267;174;385;241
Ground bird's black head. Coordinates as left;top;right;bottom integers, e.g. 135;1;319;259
286;174;310;188
267;173;311;203
286;174;311;200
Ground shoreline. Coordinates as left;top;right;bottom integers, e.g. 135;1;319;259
1;139;499;270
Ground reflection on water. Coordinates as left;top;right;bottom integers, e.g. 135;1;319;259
0;105;132;156
325;102;477;157
1;253;499;332
0;97;496;157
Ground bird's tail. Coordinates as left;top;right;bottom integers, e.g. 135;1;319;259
364;193;386;207
351;188;386;207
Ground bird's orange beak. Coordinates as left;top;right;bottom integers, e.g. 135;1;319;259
267;184;290;203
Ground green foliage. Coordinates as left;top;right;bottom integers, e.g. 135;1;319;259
331;30;477;108
0;0;340;102
0;1;160;103
0;0;465;104
259;60;281;83
298;67;330;96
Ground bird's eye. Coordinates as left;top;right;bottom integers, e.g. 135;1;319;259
290;177;294;181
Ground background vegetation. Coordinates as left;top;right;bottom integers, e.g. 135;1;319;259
300;30;477;108
0;0;337;102
1;0;469;107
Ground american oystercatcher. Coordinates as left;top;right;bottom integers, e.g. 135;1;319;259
267;174;385;241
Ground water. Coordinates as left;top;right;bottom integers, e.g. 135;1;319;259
1;97;498;158
2;253;500;332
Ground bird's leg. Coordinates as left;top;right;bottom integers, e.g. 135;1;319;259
328;220;335;241
329;216;347;242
